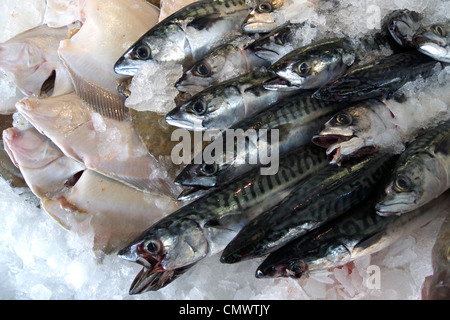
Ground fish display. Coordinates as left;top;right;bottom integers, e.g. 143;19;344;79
114;0;250;75
376;119;450;216
313;50;438;102
175;93;348;188
220;153;393;263
1;0;449;300
118;145;328;293
256;192;450;279
414;23;450;63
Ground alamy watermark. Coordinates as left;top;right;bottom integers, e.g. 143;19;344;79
170;121;280;175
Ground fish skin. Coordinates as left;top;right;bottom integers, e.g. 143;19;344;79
114;0;250;75
166;70;295;131
385;9;423;47
0;24;73;98
264;38;356;91
414;23;450;63
376;119;450;216
118;144;328;293
313;50;438;103
220;153;394;264
175;92;348;188
256;191;450;279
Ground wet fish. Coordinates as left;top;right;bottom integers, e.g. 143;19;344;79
386;9;423;47
15;93;179;197
414;23;450;63
114;0;250;75
166;70;295;131
422;213;450;300
376;119;450;216
264;38;356;91
220;153;393;264
256;191;449;279
0;24;73;98
175;34;262;94
118;144;328;293
313;50;438;102
175;92;348;188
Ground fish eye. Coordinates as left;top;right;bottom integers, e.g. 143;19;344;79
192;101;207;115
144;240;161;253
297;62;310;75
393;174;412;192
194;62;211;77
134;44;151;60
257;1;273;13
201;163;218;176
434;25;446;37
334;113;352;126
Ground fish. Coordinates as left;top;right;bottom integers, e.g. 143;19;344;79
375;119;450;216
422;213;450;300
114;0;250;75
311;99;395;165
256;191;449;279
118;144;329;293
175;92;348;188
241;0;323;33
313;50;438;102
312;78;450;165
57;0;160;121
166;70;296;131
0;24;73;98
2;126;86;199
414;23;450;63
263;38;356;91
174;34;263;94
15;93;179;197
385;9;423;47
220;153;393;264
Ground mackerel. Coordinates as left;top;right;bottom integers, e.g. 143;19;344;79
114;0;250;75
175;92;348;188
118;144;328;293
220;153;394;263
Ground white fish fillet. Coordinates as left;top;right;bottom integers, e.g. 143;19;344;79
15;93;179;197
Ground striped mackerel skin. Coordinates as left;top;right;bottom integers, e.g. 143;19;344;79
220;152;394;263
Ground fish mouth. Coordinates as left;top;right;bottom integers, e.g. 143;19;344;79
177;185;213;201
114;51;143;76
241;12;277;33
375;202;411;216
165;109;205;131
129;264;195;294
311;134;348;149
263;75;298;91
174;164;217;187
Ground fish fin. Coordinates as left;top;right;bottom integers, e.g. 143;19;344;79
60;56;129;121
186;14;222;30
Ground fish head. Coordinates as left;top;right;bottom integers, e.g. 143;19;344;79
413;24;450;63
166;85;243;130
387;9;422;47
376;154;443;216
174;161;230;187
265;45;354;90
242;0;285;33
246;22;300;63
114;24;188;76
312;102;384;164
118;217;209;276
175;45;232;93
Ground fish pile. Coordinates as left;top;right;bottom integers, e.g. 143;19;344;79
1;0;449;299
